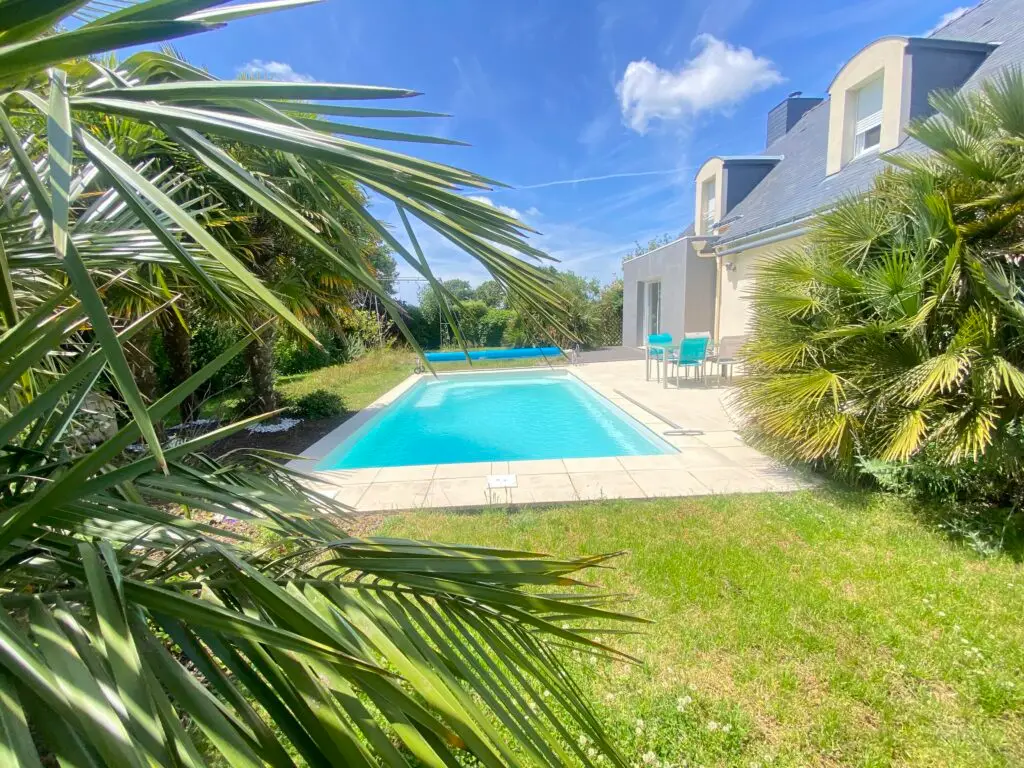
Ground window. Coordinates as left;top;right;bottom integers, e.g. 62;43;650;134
700;178;716;234
852;77;883;157
645;281;661;337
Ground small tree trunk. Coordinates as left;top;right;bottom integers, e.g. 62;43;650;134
160;313;197;423
123;325;165;440
124;327;159;405
245;323;277;413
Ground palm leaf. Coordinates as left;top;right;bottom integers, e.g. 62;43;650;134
0;1;630;765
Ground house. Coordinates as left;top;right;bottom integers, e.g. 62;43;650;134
622;0;1023;347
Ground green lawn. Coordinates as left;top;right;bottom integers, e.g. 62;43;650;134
276;348;413;408
193;347;566;421
377;491;1024;767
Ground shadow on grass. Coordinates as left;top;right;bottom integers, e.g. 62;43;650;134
808;473;1024;562
907;499;1024;563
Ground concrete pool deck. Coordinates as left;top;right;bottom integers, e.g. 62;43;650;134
289;360;815;513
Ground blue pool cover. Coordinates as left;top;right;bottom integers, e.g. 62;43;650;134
424;346;561;362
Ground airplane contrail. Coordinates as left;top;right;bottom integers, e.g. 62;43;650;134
513;167;691;190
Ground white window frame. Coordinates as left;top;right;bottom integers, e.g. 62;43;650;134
852;77;883;159
700;178;716;234
644;280;662;338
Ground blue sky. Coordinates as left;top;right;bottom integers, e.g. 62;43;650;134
170;0;972;303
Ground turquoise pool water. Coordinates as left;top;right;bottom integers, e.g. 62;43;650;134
317;371;675;469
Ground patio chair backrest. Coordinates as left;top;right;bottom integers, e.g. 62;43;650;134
647;333;672;346
678;335;709;364
716;335;747;361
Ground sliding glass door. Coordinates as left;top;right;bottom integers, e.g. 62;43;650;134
644;280;661;339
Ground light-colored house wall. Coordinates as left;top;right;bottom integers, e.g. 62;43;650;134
622;238;716;347
715;235;807;339
684;249;716;332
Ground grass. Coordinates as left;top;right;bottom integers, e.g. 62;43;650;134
193;347;567;422
376;490;1024;767
276;348;413;409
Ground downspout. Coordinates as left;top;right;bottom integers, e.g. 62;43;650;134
713;253;723;343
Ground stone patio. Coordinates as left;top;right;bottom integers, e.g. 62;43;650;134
289;359;814;513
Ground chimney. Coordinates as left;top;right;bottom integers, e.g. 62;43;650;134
766;91;822;147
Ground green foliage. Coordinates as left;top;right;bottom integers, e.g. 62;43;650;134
415;270;621;350
737;71;1024;511
859;437;1024;556
450;299;489;345
623;232;683;263
595;278;624;346
153;314;248;406
284;389;346;420
0;2;633;765
474;278;506;308
274;330;347;376
399;301;433;349
545;269;601;347
480;307;517;346
273;311;396;377
277;349;412;411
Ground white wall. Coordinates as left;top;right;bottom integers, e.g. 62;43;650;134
717;236;807;339
622;238;716;346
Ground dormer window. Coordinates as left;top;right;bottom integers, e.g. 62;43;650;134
826;37;908;175
826;36;994;175
852;77;883;157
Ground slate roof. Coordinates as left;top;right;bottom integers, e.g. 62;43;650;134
716;0;1024;246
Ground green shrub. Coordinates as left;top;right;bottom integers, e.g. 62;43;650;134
285;389;347;420
479;308;515;347
274;330;347;375
401;302;435;349
595;279;623;346
860;447;1024;556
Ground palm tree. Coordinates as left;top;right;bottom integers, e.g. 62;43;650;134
735;70;1024;477
0;2;633;765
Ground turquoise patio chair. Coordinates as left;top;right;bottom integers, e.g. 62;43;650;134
645;333;673;381
667;335;710;388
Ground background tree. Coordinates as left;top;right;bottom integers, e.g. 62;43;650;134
595;278;624;346
623;231;685;263
474;277;506;308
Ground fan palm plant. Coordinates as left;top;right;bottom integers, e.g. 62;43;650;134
736;69;1024;476
0;2;636;765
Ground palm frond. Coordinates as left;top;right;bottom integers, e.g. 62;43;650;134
0;1;631;765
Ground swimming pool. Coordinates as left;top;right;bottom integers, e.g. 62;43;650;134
317;371;675;469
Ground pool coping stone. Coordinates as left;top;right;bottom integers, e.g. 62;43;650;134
288;363;816;513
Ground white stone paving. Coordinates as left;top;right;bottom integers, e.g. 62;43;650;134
289;360;815;512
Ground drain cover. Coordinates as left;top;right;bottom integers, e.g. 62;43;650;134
486;474;517;488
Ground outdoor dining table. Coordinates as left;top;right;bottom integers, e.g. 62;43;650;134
647;343;673;385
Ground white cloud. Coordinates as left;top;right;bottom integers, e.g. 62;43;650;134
237;59;313;83
467;195;522;220
616;35;784;133
926;6;972;36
